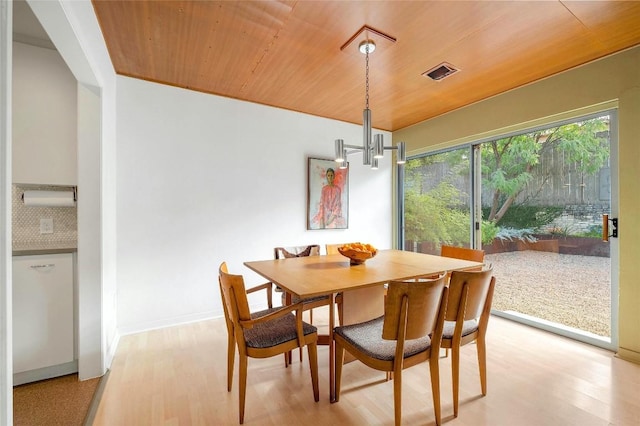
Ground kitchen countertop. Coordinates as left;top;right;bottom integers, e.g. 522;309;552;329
13;242;77;256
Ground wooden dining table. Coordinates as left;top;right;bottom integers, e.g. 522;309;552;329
244;248;484;402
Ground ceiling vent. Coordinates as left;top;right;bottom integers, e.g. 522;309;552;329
423;62;460;81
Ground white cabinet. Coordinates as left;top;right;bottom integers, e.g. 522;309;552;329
12;42;77;185
13;253;75;384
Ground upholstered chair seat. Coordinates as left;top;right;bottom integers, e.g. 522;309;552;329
334;316;433;361
442;319;479;340
244;313;317;349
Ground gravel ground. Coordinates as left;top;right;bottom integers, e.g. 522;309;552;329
485;250;611;336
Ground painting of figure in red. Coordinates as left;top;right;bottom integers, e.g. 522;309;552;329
308;158;348;230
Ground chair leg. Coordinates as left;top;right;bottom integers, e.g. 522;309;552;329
298;308;316;363
452;346;461;418
337;295;344;326
227;334;235;392
477;336;487;396
429;355;442;426
392;368;402;426
334;342;345;402
239;355;248;424
307;342;320;402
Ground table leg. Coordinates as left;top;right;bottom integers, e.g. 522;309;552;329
329;292;336;403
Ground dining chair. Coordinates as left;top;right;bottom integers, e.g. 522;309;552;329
325;243;358;324
325;243;348;255
219;263;280;393
218;262;319;424
440;267;495;418
440;245;485;267
333;274;449;426
275;245;342;363
274;245;325;320
329;242;385;304
439;244;486;356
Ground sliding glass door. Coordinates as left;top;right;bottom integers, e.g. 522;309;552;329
399;110;617;349
402;147;474;253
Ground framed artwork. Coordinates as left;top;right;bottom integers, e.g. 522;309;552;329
307;157;349;230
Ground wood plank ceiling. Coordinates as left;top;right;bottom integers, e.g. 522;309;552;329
92;1;640;132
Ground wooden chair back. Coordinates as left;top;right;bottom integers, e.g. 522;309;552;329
218;263;234;333
325;243;357;255
274;245;320;259
325;243;341;255
441;245;485;263
445;267;494;323
382;274;448;341
218;262;252;325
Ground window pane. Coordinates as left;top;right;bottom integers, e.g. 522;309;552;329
481;114;611;338
403;147;472;254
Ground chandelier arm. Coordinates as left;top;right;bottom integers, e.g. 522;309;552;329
342;143;365;150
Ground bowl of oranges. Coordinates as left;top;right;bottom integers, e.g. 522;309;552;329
337;242;378;265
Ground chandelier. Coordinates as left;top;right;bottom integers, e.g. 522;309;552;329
334;38;405;170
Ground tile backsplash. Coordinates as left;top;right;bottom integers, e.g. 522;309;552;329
12;184;77;245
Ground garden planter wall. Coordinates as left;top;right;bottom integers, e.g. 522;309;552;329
483;235;609;257
516;239;559;252
408;235;609;257
534;235;610;257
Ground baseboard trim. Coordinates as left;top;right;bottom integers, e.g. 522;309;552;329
83;369;110;426
616;347;640;364
118;311;222;337
13;360;78;386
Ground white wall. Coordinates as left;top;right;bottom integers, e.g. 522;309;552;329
116;76;394;334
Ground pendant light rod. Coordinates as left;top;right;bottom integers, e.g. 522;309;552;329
362;40;373;165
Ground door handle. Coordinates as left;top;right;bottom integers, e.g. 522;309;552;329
29;263;55;269
602;214;618;242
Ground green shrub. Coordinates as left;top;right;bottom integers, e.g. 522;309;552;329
576;224;603;238
483;204;563;230
481;220;499;245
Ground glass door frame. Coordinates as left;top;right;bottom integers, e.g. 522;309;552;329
397;108;619;351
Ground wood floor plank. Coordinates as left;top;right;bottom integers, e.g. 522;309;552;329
92;310;640;425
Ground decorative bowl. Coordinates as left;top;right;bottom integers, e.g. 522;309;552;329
337;245;378;265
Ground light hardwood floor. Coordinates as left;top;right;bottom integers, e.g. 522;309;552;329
92;309;640;425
